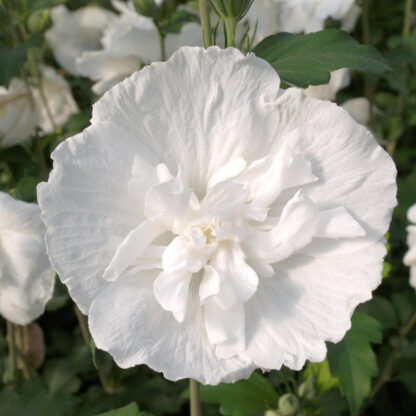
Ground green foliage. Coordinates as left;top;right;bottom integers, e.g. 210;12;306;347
0;381;79;416
95;402;151;416
253;29;392;88
0;46;27;86
188;372;278;416
327;312;383;413
303;359;338;395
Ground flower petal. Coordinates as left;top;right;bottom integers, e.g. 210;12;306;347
153;270;193;322
92;46;281;196
103;219;166;281
88;270;255;384
244;241;385;370
204;298;245;359
38;121;156;313
267;88;396;256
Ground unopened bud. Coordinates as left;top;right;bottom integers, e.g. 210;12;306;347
133;0;159;17
278;394;300;416
28;9;51;34
210;0;253;20
298;377;315;400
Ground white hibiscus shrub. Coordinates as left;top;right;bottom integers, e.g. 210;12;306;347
1;0;413;414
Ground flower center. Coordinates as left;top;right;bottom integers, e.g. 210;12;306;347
102;144;366;359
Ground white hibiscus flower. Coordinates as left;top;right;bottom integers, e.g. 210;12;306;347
76;0;202;95
0;192;55;325
247;0;360;40
38;47;396;385
303;70;371;126
0;78;38;148
32;66;79;134
46;5;115;76
304;68;351;101
0;67;78;147
341;97;371;126
404;204;416;289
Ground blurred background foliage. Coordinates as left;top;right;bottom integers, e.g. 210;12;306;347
0;0;415;415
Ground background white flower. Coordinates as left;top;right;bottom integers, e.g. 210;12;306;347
0;67;78;147
404;204;416;289
32;66;79;134
46;5;115;76
341;97;371;126
304;68;351;101
38;47;396;385
247;0;361;40
0;78;38;148
76;0;202;94
0;192;55;325
303;69;371;126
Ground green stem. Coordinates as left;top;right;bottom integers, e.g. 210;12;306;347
15;325;31;380
27;48;57;131
361;0;375;127
198;0;212;48
403;0;413;39
74;305;115;394
224;17;237;47
155;23;166;61
190;379;202;416
386;0;413;156
7;321;17;384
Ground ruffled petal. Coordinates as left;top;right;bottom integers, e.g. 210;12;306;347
153;270;193;322
210;243;258;309
88;270;255;384
93;46;281;196
103;219;166;281
204;299;245;359
244;241;386;370
38;121;157;313
266;88;396;256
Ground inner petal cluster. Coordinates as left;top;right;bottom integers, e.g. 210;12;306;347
103;143;366;359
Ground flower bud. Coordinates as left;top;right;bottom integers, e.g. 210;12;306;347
28;9;51;34
264;411;279;416
133;0;159;17
278;394;300;416
209;0;253;20
298;377;315;400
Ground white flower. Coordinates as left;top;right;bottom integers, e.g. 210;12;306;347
46;5;115;76
0;78;38;148
404;204;416;289
38;47;396;385
247;0;360;40
32;66;79;134
76;0;202;94
0;192;55;325
341;97;371;126
0;67;78;147
304;68;351;101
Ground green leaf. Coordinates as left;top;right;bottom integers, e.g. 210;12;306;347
303;359;339;394
95;402;149;416
327;312;382;413
359;295;397;329
0;381;78;416
0;46;28;86
253;29;392;88
187;372;278;416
